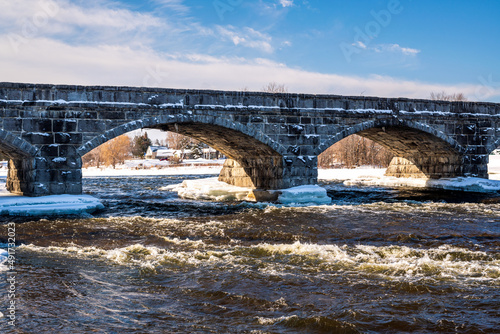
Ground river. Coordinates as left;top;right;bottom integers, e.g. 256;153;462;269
1;175;499;333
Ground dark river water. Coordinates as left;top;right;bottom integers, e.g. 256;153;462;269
1;175;499;333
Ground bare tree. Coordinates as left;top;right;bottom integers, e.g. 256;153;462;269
166;132;199;150
83;135;132;168
318;135;394;168
262;82;288;93
430;91;468;101
101;135;132;168
82;146;103;168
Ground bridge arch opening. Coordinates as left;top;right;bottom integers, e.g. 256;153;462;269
0;129;40;195
151;123;283;189
78;120;285;190
318;122;466;179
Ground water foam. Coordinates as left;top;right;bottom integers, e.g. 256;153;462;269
0;248;9;272
19;241;499;282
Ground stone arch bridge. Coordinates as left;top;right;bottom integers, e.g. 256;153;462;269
0;82;499;196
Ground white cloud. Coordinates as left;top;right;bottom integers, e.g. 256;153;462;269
353;41;367;49
0;0;256;56
216;26;274;53
151;0;190;13
279;0;294;7
0;0;167;51
353;42;420;56
379;44;420;55
0;0;164;32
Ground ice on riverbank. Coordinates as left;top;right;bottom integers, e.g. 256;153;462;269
318;167;500;193
343;176;500;193
0;184;104;216
164;177;332;205
163;177;254;202
278;185;332;205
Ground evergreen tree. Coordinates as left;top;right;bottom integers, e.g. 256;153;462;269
131;133;152;158
186;142;204;159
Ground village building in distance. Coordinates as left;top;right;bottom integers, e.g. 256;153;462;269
145;145;223;161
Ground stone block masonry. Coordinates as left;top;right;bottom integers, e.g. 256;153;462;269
0;82;499;196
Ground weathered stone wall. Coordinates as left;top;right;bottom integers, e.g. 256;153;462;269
0;82;499;196
218;157;284;189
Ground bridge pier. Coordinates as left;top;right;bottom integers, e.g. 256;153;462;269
6;159;33;195
385;155;488;179
6;155;82;197
218;158;283;189
218;156;318;190
385;156;463;179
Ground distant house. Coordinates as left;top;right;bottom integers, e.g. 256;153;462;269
174;149;194;160
145;146;196;160
146;145;223;160
145;146;169;159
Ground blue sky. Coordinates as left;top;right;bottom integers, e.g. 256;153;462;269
1;0;499;101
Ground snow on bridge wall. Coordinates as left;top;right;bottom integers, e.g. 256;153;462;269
0;82;499;196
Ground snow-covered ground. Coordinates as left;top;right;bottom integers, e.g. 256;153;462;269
82;159;225;177
318;155;500;193
488;155;500;178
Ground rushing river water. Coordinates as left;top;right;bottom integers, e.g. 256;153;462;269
1;175;499;333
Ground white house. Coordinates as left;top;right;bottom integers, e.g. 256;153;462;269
145;146;198;160
145;146;169;159
146;145;223;160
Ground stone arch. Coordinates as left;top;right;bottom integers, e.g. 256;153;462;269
317;119;465;155
77;114;285;189
77;114;284;157
318;118;466;179
487;137;500;155
0;129;39;158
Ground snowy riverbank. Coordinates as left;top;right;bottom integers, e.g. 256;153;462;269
318;155;500;193
82;158;225;177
